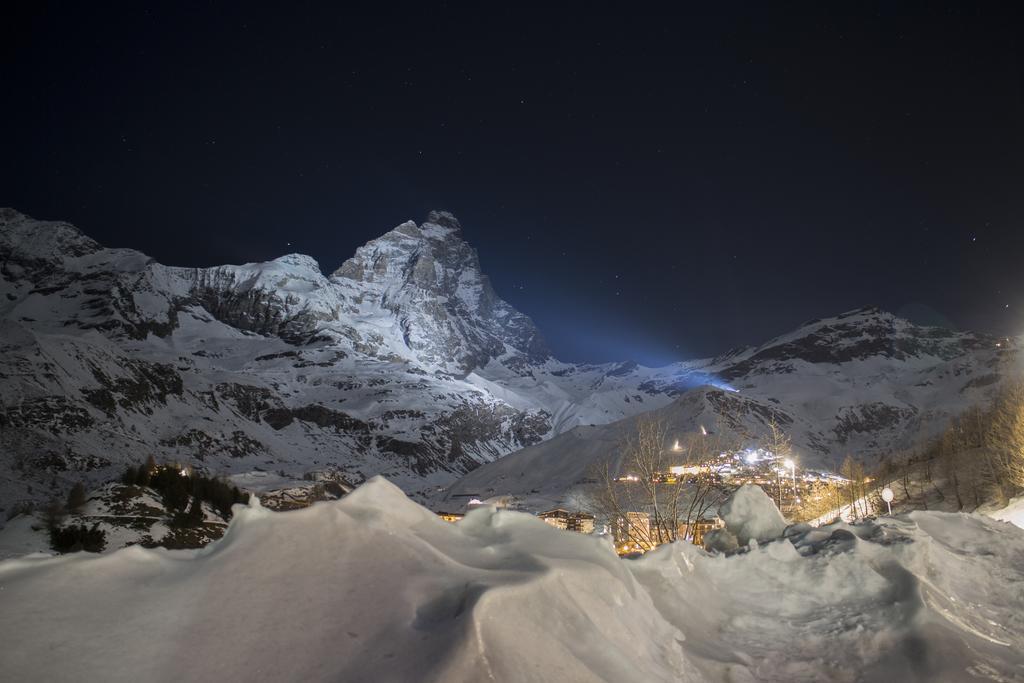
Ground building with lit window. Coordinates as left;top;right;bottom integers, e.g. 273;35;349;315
538;508;595;534
678;516;724;546
613;511;652;546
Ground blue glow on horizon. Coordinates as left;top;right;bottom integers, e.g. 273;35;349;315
667;370;738;394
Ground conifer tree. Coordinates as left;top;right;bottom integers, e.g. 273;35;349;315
41;498;66;533
67;482;87;511
135;462;152;487
186;497;204;526
121;465;138;486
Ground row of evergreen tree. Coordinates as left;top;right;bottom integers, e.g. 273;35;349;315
40;460;248;553
50;523;106;553
42;486;106;553
120;457;249;521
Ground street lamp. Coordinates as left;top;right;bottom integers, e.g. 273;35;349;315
881;487;894;516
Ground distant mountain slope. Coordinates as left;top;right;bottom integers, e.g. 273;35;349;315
1;207;1018;519
0;208;689;517
440;309;1021;508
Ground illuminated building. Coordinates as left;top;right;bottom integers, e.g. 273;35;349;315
668;465;704;476
538;508;596;534
436;511;464;523
613;511;651;548
677;516;724;546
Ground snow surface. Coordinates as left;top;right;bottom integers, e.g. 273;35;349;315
989;493;1024;530
2;477;1024;682
718;483;789;545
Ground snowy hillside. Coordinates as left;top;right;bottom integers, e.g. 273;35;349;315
0;482;230;560
2;478;1024;682
442;309;1022;508
1;207;1019;519
0;208;691;515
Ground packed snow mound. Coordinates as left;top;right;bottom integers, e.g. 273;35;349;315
636;512;1024;681
4;479;1024;682
702;526;740;553
0;478;699;682
989;493;1024;530
719;483;789;545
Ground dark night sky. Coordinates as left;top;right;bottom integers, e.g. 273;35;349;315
3;2;1023;364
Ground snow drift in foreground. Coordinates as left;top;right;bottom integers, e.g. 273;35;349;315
990;493;1024;530
2;480;1024;682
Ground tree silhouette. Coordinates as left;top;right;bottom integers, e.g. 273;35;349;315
66;482;87;511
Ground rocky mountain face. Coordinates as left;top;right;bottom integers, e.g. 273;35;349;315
0;209;689;518
331;212;550;374
1;207;1019;520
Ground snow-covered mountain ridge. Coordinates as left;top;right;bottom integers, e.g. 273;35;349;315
1;207;1018;516
443;309;1021;507
0;208;692;514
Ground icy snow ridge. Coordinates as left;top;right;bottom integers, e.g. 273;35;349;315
2;478;1024;682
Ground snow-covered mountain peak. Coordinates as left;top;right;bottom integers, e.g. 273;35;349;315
423;209;462;233
0;208;102;263
330;211;550;372
331;210;470;285
270;252;323;274
718;306;991;380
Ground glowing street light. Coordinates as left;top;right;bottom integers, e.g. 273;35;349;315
881;487;894;515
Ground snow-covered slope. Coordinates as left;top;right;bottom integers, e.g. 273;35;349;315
443;309;1022;507
0;482;230;560
0;208;689;515
2;477;1024;682
990;494;1024;530
713;306;1019;456
1;207;1019;518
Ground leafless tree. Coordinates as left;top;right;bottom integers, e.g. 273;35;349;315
763;418;793;508
593;418;733;549
839;456;869;518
